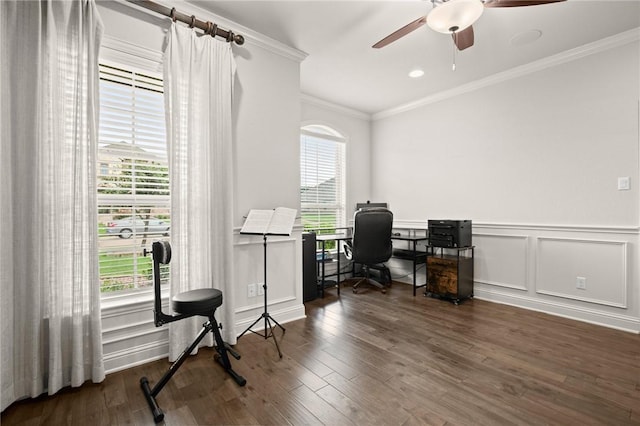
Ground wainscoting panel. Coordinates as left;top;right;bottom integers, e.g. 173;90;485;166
474;233;529;291
535;237;628;308
103;326;168;373
467;222;637;333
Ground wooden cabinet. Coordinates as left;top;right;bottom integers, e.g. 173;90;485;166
425;246;474;304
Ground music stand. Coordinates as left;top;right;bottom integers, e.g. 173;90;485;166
238;208;296;358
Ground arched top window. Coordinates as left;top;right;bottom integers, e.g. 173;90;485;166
301;124;345;140
300;124;346;234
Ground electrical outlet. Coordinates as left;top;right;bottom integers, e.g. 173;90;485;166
247;283;256;298
257;283;264;296
617;177;630;190
576;276;587;290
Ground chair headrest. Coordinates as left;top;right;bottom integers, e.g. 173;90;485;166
356;207;391;214
354;207;393;221
152;241;172;264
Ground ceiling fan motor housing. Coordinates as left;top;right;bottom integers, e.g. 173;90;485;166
427;0;485;34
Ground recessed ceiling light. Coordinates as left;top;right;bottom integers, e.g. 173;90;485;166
409;69;425;78
510;29;542;47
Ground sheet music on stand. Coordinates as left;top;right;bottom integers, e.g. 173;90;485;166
240;207;297;236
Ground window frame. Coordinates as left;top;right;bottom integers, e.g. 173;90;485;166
98;36;168;304
300;124;347;237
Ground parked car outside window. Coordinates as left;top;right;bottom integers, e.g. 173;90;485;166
106;216;170;239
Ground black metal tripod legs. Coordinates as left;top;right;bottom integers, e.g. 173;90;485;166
140;316;246;423
238;308;286;358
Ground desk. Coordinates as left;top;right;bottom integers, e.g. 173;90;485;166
391;234;429;296
316;233;351;298
314;231;428;297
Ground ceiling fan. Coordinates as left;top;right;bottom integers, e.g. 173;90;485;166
373;0;567;52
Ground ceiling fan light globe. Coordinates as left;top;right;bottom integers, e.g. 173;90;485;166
426;0;484;34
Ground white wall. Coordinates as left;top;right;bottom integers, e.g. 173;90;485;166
96;3;639;375
97;1;307;372
301;95;372;213
371;37;640;332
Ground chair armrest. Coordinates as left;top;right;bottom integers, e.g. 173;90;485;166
342;240;353;260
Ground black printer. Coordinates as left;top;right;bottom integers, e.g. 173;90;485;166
428;220;472;248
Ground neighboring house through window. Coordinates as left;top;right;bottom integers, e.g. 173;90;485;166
300;124;346;235
97;63;169;293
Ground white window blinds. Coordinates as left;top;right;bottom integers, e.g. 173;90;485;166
97;63;170;293
300;127;346;232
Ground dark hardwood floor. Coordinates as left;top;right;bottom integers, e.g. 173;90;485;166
3;281;640;425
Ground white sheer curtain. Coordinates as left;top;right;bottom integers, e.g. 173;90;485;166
0;0;105;411
163;23;237;360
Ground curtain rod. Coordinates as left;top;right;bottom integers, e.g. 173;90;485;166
125;0;245;45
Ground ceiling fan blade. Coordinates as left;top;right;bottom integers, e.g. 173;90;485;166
452;26;474;51
484;0;566;7
372;16;427;49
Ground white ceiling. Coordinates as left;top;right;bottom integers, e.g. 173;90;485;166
190;0;640;115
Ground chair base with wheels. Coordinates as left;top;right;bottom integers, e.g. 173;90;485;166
351;262;391;293
140;241;246;423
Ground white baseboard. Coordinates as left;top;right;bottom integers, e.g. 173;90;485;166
474;287;640;334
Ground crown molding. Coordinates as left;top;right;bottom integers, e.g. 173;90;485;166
239;31;308;64
373;27;640;121
179;1;308;63
113;0;307;63
301;93;371;121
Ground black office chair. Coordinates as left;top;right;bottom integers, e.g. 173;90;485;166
140;241;246;423
343;208;393;293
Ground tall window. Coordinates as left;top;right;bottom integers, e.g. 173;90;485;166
97;63;169;293
300;125;346;234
